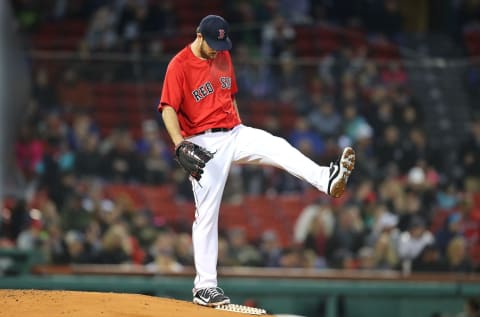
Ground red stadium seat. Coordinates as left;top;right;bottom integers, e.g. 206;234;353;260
103;184;145;209
93;83;118;96
343;27;367;48
464;29;480;56
369;41;400;61
274;195;307;223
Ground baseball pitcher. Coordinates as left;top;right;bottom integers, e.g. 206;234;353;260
159;15;355;307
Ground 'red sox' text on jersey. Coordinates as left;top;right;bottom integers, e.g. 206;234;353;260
158;45;241;137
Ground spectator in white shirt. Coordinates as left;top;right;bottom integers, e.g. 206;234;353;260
397;216;434;261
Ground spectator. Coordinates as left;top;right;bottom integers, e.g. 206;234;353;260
222;166;245;203
435;212;464;257
101;129;142;182
400;128;433;173
61;193;91;232
326;204;365;266
342;104;373;144
64;229;96;263
272;53;307;106
278;246;315;268
16;211;45;251
372;217;400;269
116;0;153;49
459;118;480;192
261;14;296;58
225;1;260;47
14;124;44;181
294;200;334;246
397;105;422;138
130;210;157;250
74;132;102;178
366;203;399;246
259;230;283;267
301;209;332;267
241;165;272;195
82;220;102;261
95;223;132;264
368;99;396;137
232;44;273;100
145;230;183;272
397;216;435;267
357;246;378;270
143;141;170;185
411;244;447;272
136;119;162;154
67;111;98;151
174;232;194;266
155;1;177;38
279;0;312;24
402;165;437;227
436;183;461;210
288;116;325;158
446;236;473;273
135;119;171;184
227;228;262;266
33;68;59;111
348;121;376;181
46;225;70;264
255;0;281;22
307;96;342;138
375;124;403;176
358;60;381;90
338;75;364;111
84;5;118;51
36;138;75;207
217;235;237;267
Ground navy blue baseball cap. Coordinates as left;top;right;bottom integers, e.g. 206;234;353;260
198;15;232;51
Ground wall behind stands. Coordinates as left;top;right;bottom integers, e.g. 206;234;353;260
1;273;477;317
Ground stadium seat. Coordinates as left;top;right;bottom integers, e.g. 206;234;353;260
369;41;400;61
274;195;307;224
96;95;121;111
464;29;480;56
343;27;367;48
220;203;250;228
103;184;145;210
93;83;118;97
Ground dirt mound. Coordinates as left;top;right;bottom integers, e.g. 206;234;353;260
0;289;273;317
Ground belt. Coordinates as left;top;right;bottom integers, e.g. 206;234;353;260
194;127;232;136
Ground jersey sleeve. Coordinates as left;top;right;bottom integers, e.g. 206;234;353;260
158;59;184;112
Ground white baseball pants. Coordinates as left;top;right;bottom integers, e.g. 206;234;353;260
188;124;330;291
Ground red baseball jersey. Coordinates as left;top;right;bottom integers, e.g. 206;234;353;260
159;45;241;137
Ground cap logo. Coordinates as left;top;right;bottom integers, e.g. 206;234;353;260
218;29;225;40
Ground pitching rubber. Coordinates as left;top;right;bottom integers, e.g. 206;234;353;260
215;303;267;315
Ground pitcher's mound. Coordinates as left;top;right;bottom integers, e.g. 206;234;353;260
0;289;272;317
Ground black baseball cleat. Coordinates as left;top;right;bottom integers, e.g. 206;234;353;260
193;287;230;307
327;147;356;198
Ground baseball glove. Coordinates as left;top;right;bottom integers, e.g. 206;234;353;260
175;140;214;181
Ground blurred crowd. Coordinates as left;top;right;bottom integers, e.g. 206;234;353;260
1;0;480;274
